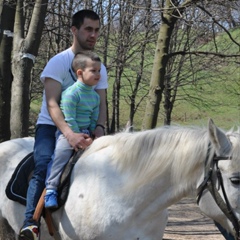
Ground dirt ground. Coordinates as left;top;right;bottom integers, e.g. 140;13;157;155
163;197;225;240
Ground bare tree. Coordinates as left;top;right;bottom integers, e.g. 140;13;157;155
10;0;48;138
124;0;156;129
142;0;184;129
1;0;239;139
105;0;158;132
142;0;240;129
0;0;15;141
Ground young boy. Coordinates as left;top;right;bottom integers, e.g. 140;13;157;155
44;51;101;208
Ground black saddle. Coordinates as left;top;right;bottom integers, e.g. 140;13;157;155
5;150;82;209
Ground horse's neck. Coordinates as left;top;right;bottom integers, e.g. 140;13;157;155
120;160;201;214
130;173;192;213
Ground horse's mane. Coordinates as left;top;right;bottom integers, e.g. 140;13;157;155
83;125;213;191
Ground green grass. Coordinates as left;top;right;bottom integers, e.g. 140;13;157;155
30;100;41;114
150;29;240;130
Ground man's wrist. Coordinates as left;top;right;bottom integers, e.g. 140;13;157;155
96;124;105;136
64;128;74;140
96;124;105;130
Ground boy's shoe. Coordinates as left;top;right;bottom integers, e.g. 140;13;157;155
44;189;58;208
18;225;39;240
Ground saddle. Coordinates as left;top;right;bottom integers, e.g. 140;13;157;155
5;150;84;236
5;150;83;209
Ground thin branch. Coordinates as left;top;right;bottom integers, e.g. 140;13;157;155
196;4;240;48
168;51;240;58
128;0;199;12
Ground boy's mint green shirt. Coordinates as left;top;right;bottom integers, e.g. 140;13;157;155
60;80;100;133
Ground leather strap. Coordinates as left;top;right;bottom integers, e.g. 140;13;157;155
33;188;46;222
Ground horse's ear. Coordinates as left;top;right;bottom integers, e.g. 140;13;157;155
208;118;231;156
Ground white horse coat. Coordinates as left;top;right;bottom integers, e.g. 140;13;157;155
0;119;239;239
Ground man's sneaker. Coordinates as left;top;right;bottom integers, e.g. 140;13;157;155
18;225;39;240
44;189;58;208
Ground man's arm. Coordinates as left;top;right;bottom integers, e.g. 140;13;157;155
94;89;107;138
44;78;92;150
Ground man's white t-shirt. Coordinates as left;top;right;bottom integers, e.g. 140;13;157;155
37;48;108;125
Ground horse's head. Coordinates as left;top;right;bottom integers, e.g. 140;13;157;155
197;119;240;239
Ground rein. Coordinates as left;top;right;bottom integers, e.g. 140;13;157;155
197;149;240;240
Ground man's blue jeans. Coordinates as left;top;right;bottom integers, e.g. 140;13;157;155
24;124;57;227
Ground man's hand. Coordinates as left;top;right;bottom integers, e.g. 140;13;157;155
66;132;93;151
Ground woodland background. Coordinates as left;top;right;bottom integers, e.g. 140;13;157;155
0;0;239;142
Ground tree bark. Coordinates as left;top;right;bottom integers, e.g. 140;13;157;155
10;0;48;138
0;0;15;142
142;0;178;130
141;0;200;129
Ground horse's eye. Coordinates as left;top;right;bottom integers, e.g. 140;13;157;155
229;177;240;185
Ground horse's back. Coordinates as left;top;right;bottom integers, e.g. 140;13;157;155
0;137;34;236
0;136;33;166
0;137;34;188
0;137;33;155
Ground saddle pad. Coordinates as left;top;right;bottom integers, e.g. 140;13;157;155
5;150;83;209
5;152;34;205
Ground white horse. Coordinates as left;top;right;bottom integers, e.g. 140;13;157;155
0;119;239;240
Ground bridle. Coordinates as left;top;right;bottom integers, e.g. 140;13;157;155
196;146;240;240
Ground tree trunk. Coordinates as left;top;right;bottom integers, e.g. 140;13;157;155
0;0;16;142
142;4;175;129
141;0;193;130
10;0;48;138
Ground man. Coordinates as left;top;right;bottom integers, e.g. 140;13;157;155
19;10;108;240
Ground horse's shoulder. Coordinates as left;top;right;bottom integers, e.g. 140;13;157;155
0;137;34;148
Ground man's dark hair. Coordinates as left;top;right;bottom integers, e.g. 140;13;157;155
72;51;101;73
71;9;100;29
